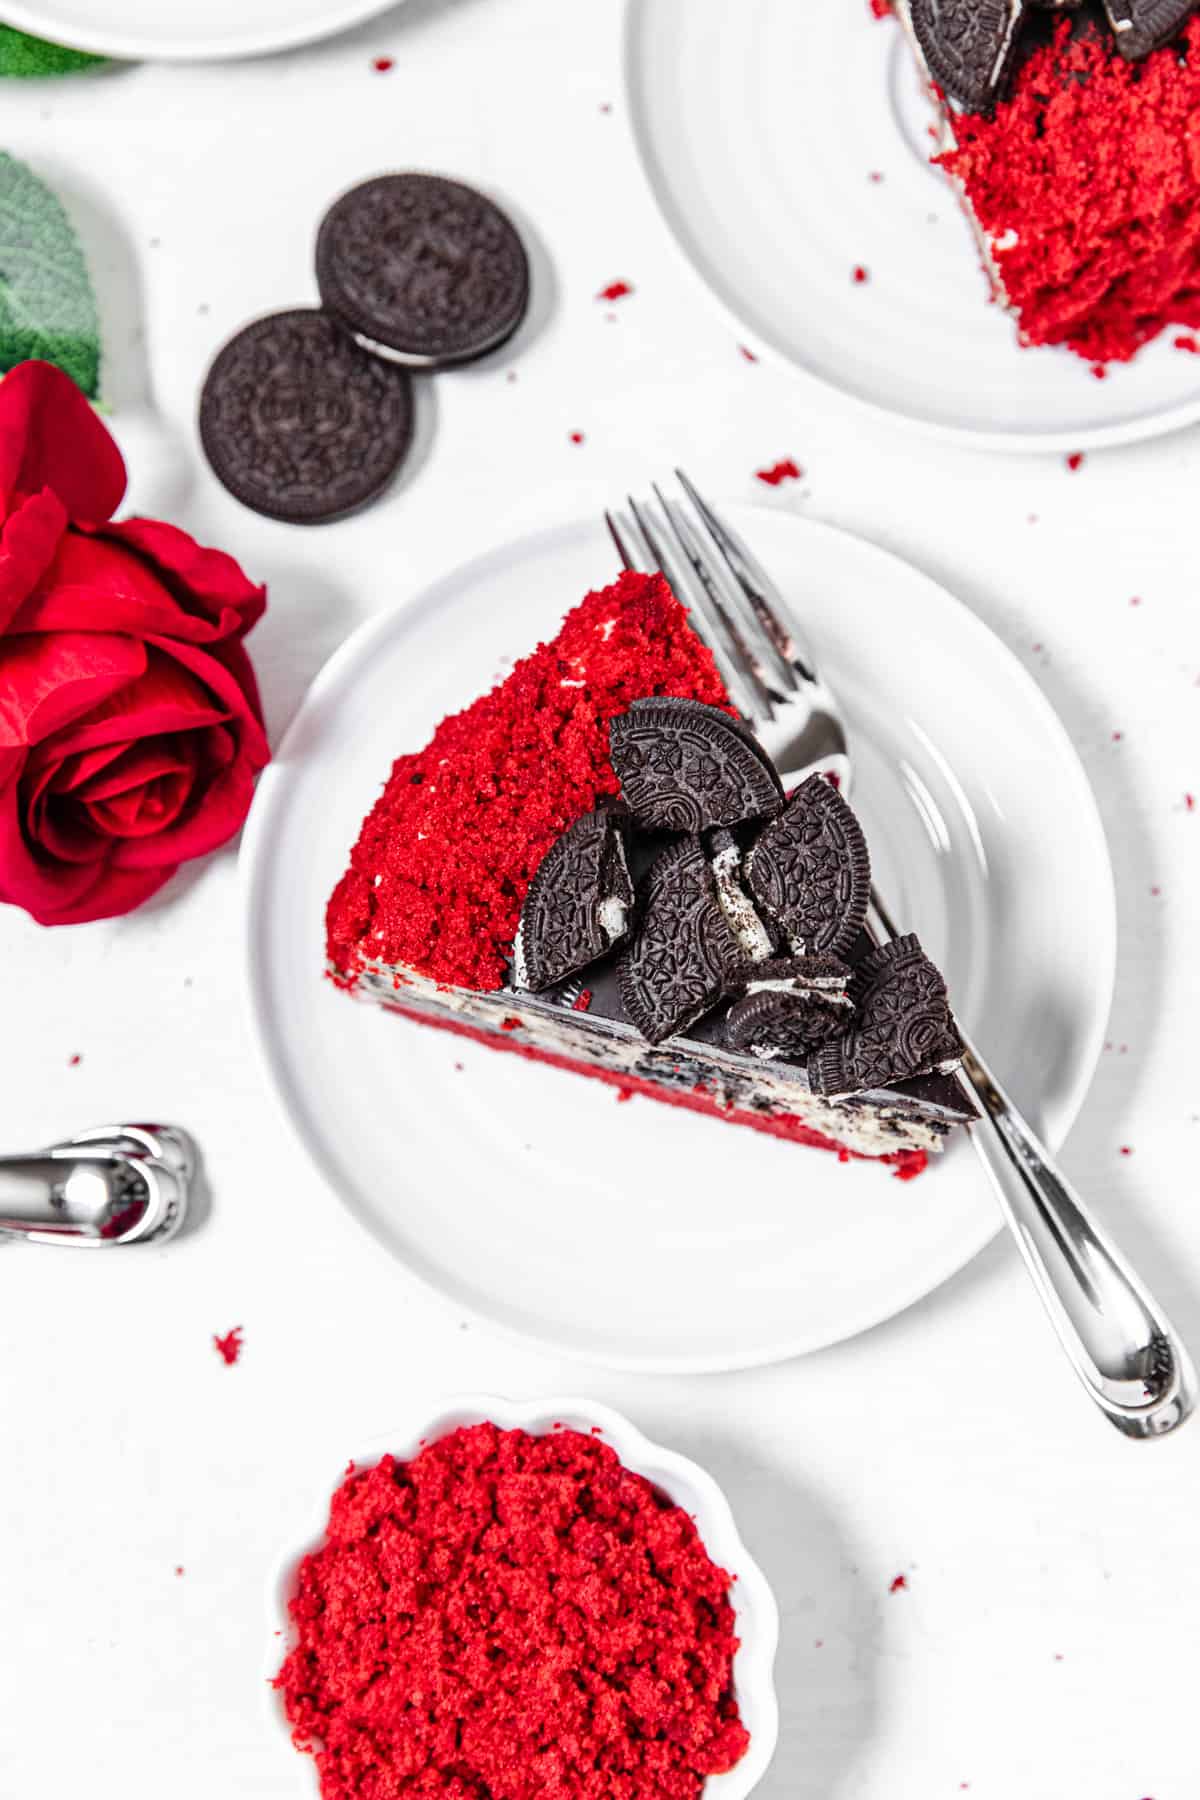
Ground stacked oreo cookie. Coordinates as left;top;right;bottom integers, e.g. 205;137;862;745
513;698;965;1102
200;174;530;524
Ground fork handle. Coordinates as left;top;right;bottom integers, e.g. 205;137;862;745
953;1039;1195;1438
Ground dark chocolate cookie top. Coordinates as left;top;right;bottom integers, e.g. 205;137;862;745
199;308;414;525
1103;0;1198;56
617;837;743;1045
808;933;963;1098
908;0;1027;112
745;774;870;958
725;955;854;1060
316;173;530;368
609;698;782;834
514;809;633;993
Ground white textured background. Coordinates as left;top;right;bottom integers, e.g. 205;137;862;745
1;3;1199;1798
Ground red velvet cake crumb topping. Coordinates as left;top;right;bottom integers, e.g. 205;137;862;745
939;19;1200;364
326;573;727;992
276;1424;750;1800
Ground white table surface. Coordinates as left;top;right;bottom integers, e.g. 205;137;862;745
2;4;1199;1798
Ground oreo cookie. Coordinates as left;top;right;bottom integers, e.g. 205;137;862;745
316;174;530;369
908;0;1027;110
513;809;634;993
617;837;742;1045
725;955;854;1060
745;774;870;958
1102;0;1197;56
808;934;963;1099
609;698;782;834
199;309;414;524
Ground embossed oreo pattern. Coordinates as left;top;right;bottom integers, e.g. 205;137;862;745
199;309;414;524
725;955;853;1060
617;837;743;1045
516;810;633;992
610;698;782;833
1103;0;1198;56
808;934;964;1098
745;774;870;957
909;0;1027;109
316;174;530;367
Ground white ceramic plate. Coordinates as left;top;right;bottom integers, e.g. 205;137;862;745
267;1396;780;1799
624;0;1200;452
1;0;398;60
242;508;1116;1371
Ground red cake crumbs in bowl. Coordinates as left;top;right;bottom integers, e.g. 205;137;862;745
273;1406;778;1799
326;572;727;993
939;17;1200;365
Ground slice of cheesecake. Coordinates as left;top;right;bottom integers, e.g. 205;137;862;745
895;2;1200;363
326;572;975;1178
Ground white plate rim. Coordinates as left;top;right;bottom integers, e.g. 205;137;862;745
0;0;398;61
264;1394;781;1800
240;507;1117;1373
621;0;1200;455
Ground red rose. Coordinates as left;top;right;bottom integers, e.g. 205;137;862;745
0;361;269;925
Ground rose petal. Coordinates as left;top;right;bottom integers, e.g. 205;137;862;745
75;736;192;802
148;636;269;768
0;749;108;916
21;647;228;764
0;631;146;747
0;362;126;526
97;518;266;636
14;530;261;649
86;765;193;838
0;490;68;633
110;744;256;868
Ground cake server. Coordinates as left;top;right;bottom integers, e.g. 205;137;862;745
0;1123;193;1248
606;474;1195;1439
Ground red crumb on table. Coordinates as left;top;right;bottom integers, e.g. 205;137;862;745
174;1566;185;1577
1113;730;1123;741
756;457;802;486
568;430;585;444
327;573;728;993
1186;794;1196;812
852;265;870;284
1176;334;1200;353
1120;1145;1133;1156
1091;364;1108;380
1130;595;1143;606
275;1425;750;1799
371;55;393;71
616;1087;634;1104
597;279;633;301
599;102;612;113
572;988;593;1012
739;343;759;362
869;0;892;16
213;1327;243;1367
67;1052;81;1067
889;1573;908;1593
1151;885;1162;896
868;170;884;183
1066;453;1085;471
938;19;1200;364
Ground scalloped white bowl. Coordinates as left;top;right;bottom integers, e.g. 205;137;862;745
268;1395;780;1798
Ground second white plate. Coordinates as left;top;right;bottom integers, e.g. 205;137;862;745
0;0;398;60
242;509;1115;1371
625;0;1200;451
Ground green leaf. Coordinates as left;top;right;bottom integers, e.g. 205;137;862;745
0;152;100;399
0;27;109;77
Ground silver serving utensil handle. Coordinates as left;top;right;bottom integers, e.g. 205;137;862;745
953;1043;1195;1438
0;1124;193;1248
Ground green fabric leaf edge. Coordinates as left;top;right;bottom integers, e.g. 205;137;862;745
0;151;101;399
0;27;110;77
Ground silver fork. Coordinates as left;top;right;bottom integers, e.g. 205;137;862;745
607;472;1195;1440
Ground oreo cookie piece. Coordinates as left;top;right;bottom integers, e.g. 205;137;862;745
609;698;782;834
908;0;1027;110
316;174;530;369
199;309;414;524
744;774;870;958
808;934;964;1099
617;837;742;1045
1102;0;1197;57
512;809;634;993
725;955;854;1060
